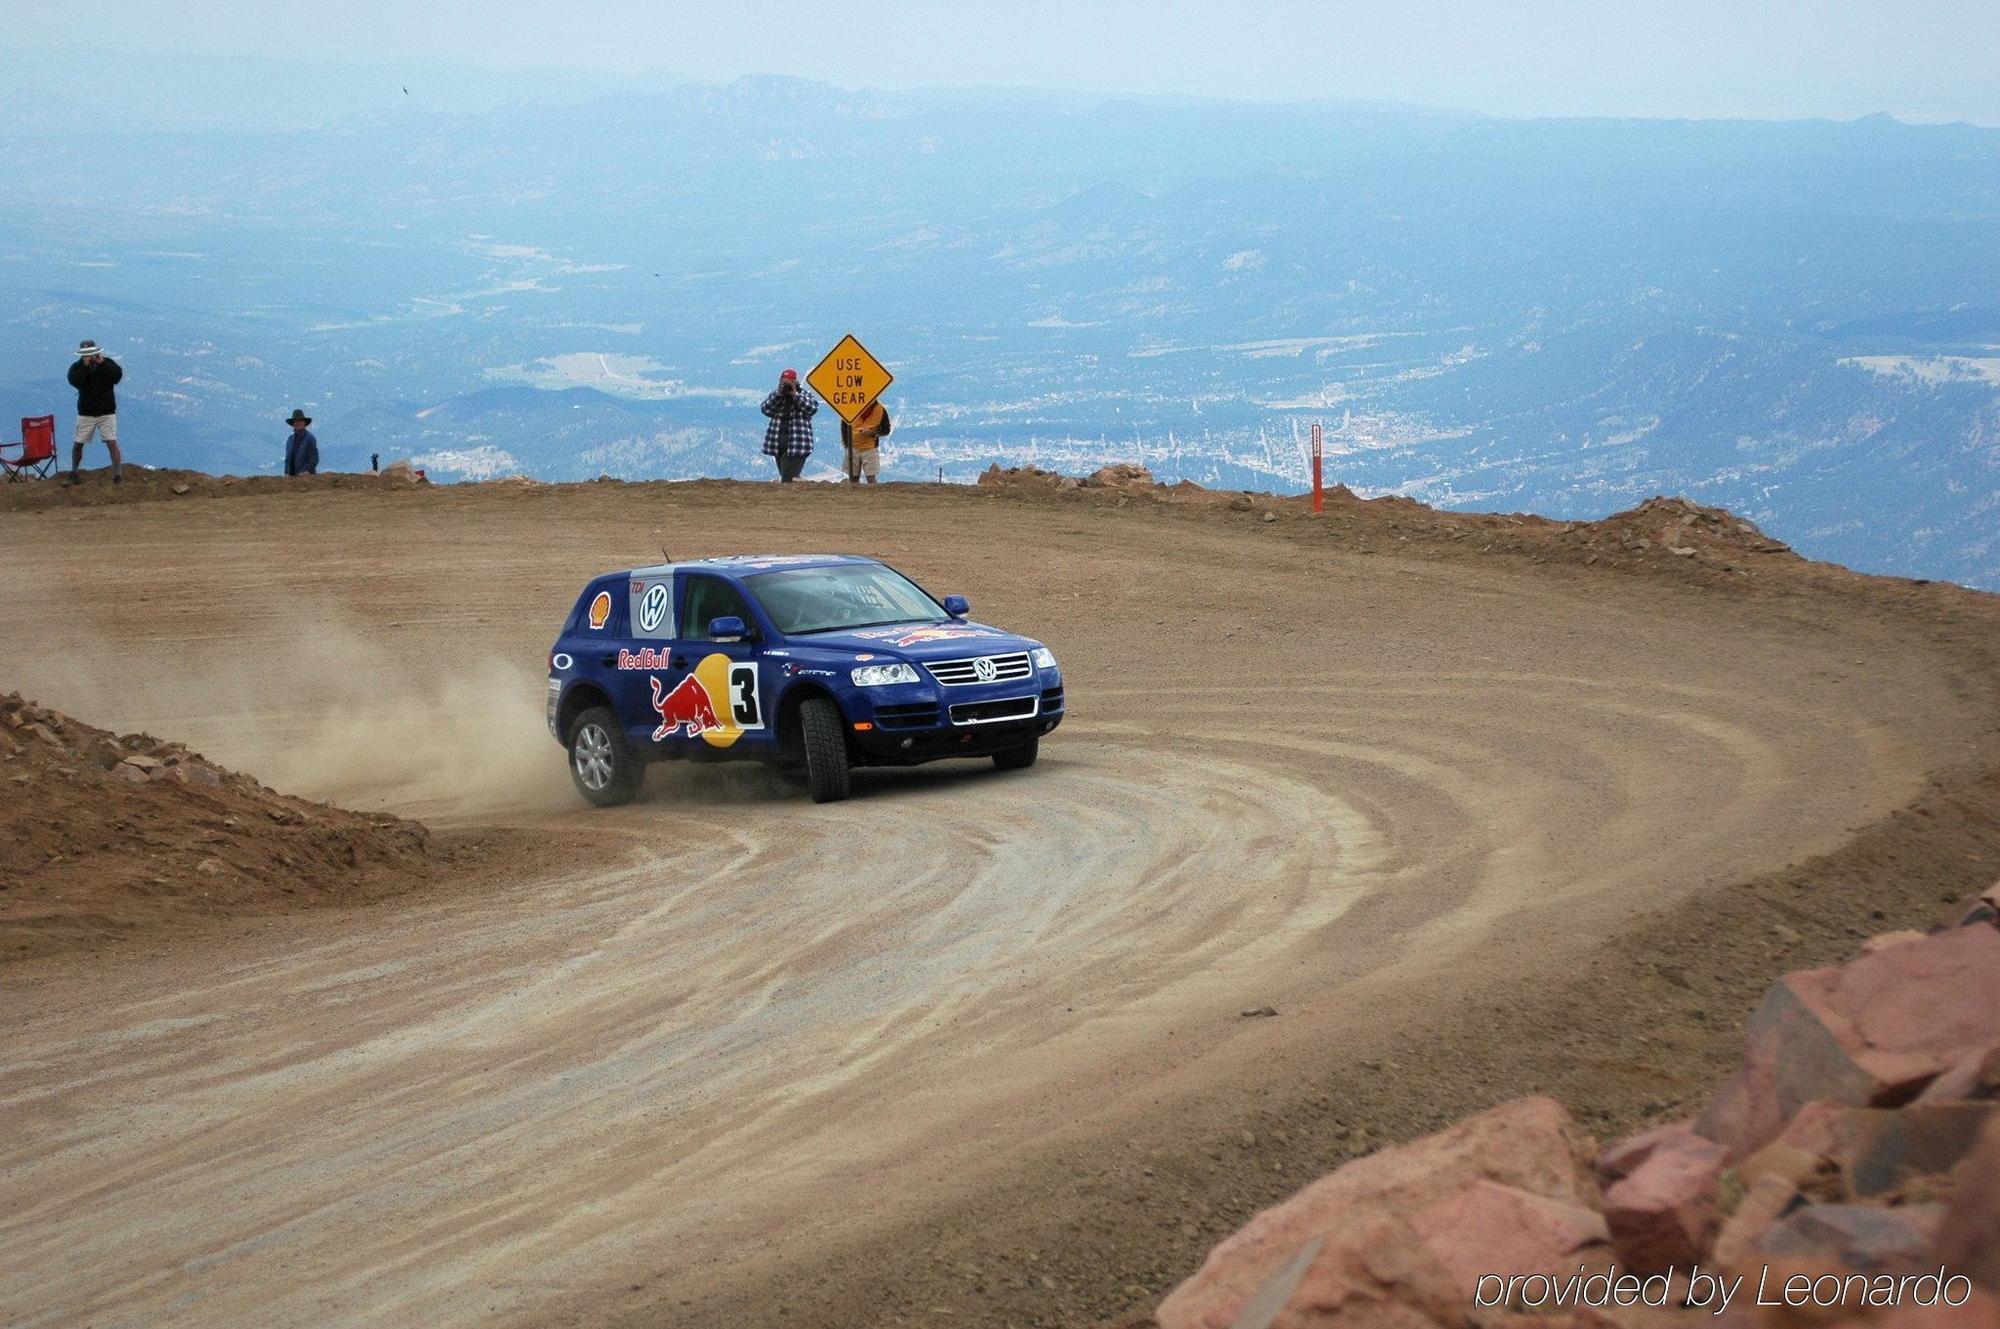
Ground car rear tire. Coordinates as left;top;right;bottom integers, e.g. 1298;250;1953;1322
799;697;852;803
993;733;1039;770
569;706;643;807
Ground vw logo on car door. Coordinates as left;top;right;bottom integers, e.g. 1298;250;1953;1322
973;656;997;682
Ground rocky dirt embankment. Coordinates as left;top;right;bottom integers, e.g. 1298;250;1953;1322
0;693;439;961
1116;890;2000;1329
975;463;1916;593
0;462;428;511
3;457;1940;596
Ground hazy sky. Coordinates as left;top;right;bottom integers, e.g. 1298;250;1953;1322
10;0;2000;123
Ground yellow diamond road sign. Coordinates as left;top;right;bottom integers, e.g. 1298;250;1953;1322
808;334;893;424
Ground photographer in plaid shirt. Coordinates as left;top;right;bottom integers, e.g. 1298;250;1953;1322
759;368;818;482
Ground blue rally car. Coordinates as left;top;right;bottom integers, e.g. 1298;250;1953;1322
547;554;1065;804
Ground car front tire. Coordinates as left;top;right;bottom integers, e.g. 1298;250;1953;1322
569;705;644;806
799;697;852;803
993;733;1039;771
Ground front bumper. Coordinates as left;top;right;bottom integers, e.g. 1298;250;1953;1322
848;672;1065;764
851;708;1064;764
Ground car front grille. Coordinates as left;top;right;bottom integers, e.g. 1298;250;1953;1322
948;695;1040;726
875;703;941;729
1041;686;1065;711
925;652;1034;687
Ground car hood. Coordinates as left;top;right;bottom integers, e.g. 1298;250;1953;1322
790;621;1035;659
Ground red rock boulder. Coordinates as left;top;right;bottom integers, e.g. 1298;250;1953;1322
1915;1043;2000;1106
1168;1214;1462;1329
1085;462;1157;489
1697;927;2000;1157
1595;1122;1693;1185
1409;1179;1612;1294
1758;1202;1946;1277
1712;1174;1802;1274
1598;1126;1727;1272
976;463;1065;489
1751;1100;1999;1200
1156;1098;1603;1329
1934;1114;2000;1290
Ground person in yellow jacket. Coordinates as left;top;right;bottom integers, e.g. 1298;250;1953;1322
839;398;892;485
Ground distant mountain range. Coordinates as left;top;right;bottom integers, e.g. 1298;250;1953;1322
1;64;1995;586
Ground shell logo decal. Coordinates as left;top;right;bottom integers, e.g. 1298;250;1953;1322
587;590;613;630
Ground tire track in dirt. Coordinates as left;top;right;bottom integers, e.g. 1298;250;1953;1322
0;679;1907;1328
0;750;1382;1327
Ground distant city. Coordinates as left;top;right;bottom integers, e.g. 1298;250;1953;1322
3;61;1996;586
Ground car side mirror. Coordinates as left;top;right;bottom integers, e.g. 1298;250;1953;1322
709;615;749;643
942;594;970;617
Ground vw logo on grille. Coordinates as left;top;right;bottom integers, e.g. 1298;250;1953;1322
973;656;998;682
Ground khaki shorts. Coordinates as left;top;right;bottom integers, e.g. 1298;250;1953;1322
844;445;879;480
75;414;118;444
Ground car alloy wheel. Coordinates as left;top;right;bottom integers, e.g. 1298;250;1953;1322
573;721;614;791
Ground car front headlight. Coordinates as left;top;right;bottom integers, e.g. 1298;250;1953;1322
1032;647;1058;671
852;662;921;687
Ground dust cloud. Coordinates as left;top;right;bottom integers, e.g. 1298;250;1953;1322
238;629;573;819
1;598;569;820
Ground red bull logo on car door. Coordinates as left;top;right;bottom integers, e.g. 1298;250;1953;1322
649;675;719;739
647;653;764;748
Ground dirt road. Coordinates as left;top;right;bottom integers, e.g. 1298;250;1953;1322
2;479;1994;1327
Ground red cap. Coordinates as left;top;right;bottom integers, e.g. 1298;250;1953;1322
780;368;799;381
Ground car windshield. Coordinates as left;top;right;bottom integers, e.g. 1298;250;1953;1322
748;564;950;635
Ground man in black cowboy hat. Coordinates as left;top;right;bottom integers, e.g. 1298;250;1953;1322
283;409;319;476
65;339;124;485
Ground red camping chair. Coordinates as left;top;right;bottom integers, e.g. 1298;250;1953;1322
1;416;56;481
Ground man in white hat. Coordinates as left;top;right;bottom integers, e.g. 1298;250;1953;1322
65;339;124;485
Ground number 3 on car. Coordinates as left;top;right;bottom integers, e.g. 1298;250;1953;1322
545;554;1065;805
728;664;760;727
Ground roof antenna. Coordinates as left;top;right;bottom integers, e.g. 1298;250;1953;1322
661;547;672;562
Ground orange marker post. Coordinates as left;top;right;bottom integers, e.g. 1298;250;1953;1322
1311;421;1324;515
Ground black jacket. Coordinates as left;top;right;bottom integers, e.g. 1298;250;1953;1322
285;429;319;476
68;358;123;416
